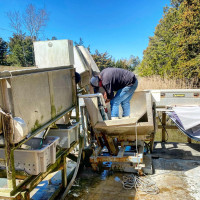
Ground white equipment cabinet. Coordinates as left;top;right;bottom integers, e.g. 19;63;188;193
33;39;74;68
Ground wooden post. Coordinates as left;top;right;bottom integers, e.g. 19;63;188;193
187;137;192;143
3;114;16;189
105;136;119;156
61;156;67;188
1;79;16;190
162;112;166;142
150;132;155;153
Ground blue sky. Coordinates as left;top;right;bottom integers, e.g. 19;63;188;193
0;0;170;60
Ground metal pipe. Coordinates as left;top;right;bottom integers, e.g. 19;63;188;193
80;106;86;146
0;66;74;80
79;93;108;120
78;93;106;107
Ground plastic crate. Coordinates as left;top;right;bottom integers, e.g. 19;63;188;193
0;136;59;175
47;122;79;148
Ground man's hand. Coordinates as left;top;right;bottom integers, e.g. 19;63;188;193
103;91;110;103
103;91;107;100
105;99;110;103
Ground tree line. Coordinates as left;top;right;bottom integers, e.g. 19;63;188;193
1;0;199;84
0;4;140;71
92;50;140;72
0;35;140;71
138;0;200;86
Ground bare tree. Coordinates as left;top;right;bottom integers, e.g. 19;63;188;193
7;11;28;66
7;4;49;40
23;4;49;41
7;11;23;35
6;4;49;67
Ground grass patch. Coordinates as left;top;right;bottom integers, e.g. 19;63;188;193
0;65;36;72
137;75;198;90
137;76;200;143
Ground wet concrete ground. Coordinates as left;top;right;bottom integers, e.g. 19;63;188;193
65;142;200;200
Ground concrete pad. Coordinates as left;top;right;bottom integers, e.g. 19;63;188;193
151;158;200;200
153;142;200;160
30;160;77;200
2;142;197;199
66;142;200;200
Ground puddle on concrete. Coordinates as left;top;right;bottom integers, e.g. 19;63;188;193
65;141;200;200
65;168;103;199
64;159;200;200
65;168;137;200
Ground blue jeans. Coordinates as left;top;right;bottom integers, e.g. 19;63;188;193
110;79;138;117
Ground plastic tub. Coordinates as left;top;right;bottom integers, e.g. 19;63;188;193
0;136;59;175
47;122;79;148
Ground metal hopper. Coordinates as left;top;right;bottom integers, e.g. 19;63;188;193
80;91;155;174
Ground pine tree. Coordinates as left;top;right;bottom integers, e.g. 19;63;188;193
139;0;200;85
7;34;34;67
0;38;8;65
92;50;115;71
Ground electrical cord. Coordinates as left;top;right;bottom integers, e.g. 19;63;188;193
121;174;159;194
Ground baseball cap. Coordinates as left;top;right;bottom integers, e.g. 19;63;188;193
90;76;99;87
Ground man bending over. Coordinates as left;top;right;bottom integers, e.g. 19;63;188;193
90;68;138;119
